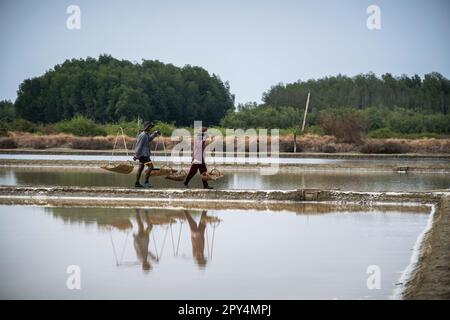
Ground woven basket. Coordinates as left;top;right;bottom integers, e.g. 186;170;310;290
150;165;177;176
166;169;187;181
201;168;224;181
99;127;134;175
100;162;134;174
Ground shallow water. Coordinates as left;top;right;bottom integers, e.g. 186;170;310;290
0;205;429;299
0;167;448;191
0;154;338;164
1;153;448;165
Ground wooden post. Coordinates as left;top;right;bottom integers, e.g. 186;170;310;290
301;92;310;132
293;133;297;153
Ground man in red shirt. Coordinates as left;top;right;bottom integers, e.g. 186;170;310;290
183;127;214;189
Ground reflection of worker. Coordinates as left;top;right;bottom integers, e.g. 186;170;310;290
184;210;208;268
133;209;156;272
133;121;161;188
184;127;214;189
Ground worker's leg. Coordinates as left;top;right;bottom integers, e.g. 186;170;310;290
144;166;152;184
144;211;153;235
135;210;144;234
184;210;198;232
199;163;209;188
198;210;207;234
184;164;199;186
135;163;145;185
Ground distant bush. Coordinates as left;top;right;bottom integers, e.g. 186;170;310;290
0;100;15;122
305;125;325;136
319;108;363;144
10;118;39;133
367;128;398;139
0;137;18;149
104;120;176;137
422;114;450;134
0;121;10;136
0;100;16;122
104;121;139;137
39;124;57;135
153;121;176;137
221;105;303;129
360;140;410;154
55;116;107;137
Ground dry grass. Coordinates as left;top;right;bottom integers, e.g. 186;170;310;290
360;140;410;154
291;134;358;153
10;133;74;149
0;137;18;149
1;133;449;154
405;138;450;153
320;113;363;144
361;138;450;154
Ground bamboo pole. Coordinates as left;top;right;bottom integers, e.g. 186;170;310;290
295;92;311;153
301;92;311;132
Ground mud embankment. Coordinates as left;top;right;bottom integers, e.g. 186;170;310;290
403;195;450;300
0;185;444;208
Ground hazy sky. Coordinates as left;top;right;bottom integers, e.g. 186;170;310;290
1;0;449;104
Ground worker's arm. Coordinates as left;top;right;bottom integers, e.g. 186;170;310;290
204;134;216;147
148;130;161;142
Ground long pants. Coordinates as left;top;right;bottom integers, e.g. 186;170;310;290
184;163;209;188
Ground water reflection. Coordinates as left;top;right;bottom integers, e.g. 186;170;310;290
44;204;427;275
1;167;449;191
0;204;430;299
55;207;222;270
133;209;157;271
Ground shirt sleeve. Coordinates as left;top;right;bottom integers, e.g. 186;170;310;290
148;131;159;142
134;132;145;156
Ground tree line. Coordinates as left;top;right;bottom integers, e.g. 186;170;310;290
2;58;450;137
13;55;234;126
262;72;450;114
221;72;450;136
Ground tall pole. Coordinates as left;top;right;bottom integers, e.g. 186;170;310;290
301;92;311;132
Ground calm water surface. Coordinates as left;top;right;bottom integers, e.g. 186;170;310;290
0;167;448;191
1;153;448;165
0;205;429;299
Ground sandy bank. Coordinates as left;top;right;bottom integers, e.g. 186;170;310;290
0;185;444;208
403;195;450;299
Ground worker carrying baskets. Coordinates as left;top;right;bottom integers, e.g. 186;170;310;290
133;121;161;188
184;127;222;189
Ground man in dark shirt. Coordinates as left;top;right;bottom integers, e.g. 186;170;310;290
133;121;160;188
